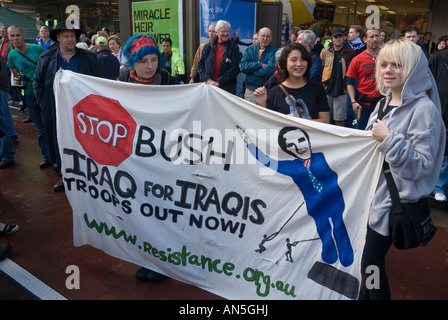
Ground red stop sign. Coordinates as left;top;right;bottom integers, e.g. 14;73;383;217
73;95;136;166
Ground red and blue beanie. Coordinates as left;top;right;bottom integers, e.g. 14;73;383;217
123;34;160;69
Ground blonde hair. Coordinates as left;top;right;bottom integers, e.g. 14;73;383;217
375;39;421;93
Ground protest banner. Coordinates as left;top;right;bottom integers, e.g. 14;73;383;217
54;70;383;300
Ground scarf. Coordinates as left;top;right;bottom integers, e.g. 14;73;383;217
129;69;161;85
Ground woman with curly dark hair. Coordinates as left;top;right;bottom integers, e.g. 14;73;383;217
254;43;329;123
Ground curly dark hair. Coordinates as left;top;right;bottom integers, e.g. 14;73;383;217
277;43;312;83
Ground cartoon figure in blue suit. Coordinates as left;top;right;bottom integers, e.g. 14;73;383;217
238;126;354;267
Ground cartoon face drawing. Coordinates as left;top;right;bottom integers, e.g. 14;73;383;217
282;129;312;160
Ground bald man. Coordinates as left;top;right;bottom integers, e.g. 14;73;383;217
239;27;277;104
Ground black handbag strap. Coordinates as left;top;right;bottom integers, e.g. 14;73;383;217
383;162;403;214
378;97;402;214
377;97;387;120
18;51;38;65
279;84;303;118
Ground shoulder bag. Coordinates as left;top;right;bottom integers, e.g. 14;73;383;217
383;162;436;249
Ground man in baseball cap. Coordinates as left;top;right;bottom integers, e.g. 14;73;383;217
96;36;107;47
320;26;356;126
331;27;345;37
95;36;120;80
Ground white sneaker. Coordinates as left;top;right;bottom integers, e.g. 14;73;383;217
8;100;21;107
434;193;447;202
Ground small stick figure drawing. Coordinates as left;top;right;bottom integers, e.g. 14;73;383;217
285;238;299;262
284;237;320;263
255;232;279;253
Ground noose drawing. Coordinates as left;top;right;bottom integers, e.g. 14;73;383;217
255;202;306;252
255;201;320;262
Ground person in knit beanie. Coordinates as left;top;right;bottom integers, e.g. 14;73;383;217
119;34;178;85
118;34;179;282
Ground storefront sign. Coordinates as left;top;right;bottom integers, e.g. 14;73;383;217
131;0;183;57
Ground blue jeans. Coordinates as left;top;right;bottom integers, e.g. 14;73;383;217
345;93;355;128
354;104;373;130
8;72;21;103
23;95;50;162
1;83;17;137
236;72;246;99
434;156;448;194
0;90;14;161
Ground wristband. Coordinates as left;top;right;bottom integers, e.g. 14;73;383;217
351;101;358;105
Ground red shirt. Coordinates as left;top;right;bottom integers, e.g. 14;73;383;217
213;41;224;81
346;51;381;100
0;40;8;64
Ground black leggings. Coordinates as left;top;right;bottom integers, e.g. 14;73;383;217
359;226;392;300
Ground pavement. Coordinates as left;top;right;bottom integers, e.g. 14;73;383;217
0;105;448;302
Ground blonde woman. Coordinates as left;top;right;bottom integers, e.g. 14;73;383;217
360;39;445;299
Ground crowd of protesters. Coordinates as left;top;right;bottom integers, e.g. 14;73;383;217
1;14;448;300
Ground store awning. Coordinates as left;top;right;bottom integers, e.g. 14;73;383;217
0;7;40;43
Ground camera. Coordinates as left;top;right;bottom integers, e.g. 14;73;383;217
17;74;30;90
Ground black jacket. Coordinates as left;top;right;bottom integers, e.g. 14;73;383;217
0;57;9;94
34;47;102;166
197;38;242;95
429;49;448;155
97;49;120;80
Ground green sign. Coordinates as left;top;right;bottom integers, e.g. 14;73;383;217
131;0;183;57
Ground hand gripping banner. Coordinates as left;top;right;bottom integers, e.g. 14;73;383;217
54;71;383;300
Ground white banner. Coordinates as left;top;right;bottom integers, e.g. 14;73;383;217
54;71;383;300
